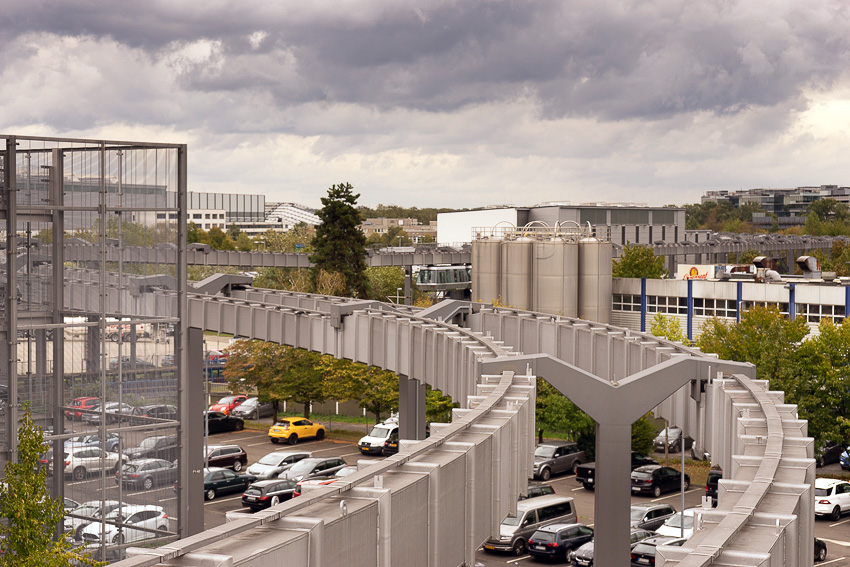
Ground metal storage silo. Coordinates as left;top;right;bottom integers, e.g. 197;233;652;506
471;237;502;303
500;235;534;309
578;236;613;323
533;237;578;317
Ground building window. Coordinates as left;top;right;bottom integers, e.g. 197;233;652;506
156;213;166;219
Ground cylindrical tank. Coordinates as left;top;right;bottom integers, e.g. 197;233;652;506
471;237;501;303
533;238;578;317
578;236;613;323
500;236;534;309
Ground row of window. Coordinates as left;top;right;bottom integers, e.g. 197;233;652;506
612;294;846;323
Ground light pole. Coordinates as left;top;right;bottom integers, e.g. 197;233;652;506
204;340;209;469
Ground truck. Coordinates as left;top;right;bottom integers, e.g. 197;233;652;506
575;452;658;490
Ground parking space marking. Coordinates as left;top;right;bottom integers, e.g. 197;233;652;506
572;486;585;491
829;519;849;528
818;557;846;566
651;488;701;503
821;537;850;548
505;555;532;564
204;494;243;506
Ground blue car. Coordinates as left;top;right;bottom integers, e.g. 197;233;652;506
64;432;121;453
840;447;850;471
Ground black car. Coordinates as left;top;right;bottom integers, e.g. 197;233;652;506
816;441;845;467
527;523;594;561
570;528;654;566
706;467;722;505
241;479;298;510
629;503;677;531
630;452;659;469
204;467;257;500
124;435;180;462
116;459;178;490
630;536;688;566
130;404;177;422
631;465;690;497
815;537;827;562
205;411;245;434
231;397;276;420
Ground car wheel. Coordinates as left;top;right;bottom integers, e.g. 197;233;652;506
112;533;124;544
234;421;244;431
512;538;527;556
582;483;594;491
206;489;216;501
108;333;119;342
270;495;280;506
316;429;325;441
73;466;86;481
74;526;85;541
817;544;827;562
830;506;841;521
288;434;298;446
683;478;690;491
816;457;824;468
143;477;153;490
652;485;662;498
572;461;581;476
252;410;259;420
271;437;280;444
157;524;167;534
233;460;243;472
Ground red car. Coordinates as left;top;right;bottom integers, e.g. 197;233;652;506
65;397;100;421
209;395;248;416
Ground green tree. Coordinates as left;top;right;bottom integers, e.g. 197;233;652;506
425;387;458;424
0;404;97;566
320;358;399;422
234;232;254;252
631;413;657;456
366;267;406;302
206;227;237;251
650;312;690;345
310;183;368;298
261;223;316;253
612;243;667;278
187;221;204;244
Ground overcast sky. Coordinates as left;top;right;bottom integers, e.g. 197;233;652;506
2;1;849;210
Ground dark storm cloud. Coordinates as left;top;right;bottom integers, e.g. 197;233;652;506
3;1;850;121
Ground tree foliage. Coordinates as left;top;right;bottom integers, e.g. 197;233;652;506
0;404;97;566
684;201;766;232
310;183;368;298
366;226;413;248
650;312;690;345
357;204;458;225
612;243;667;278
319;357;399;422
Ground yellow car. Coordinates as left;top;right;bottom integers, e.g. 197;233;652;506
268;418;326;445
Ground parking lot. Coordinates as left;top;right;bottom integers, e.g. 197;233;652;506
196;429;850;566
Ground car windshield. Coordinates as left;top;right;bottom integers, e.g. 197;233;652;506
666;513;694;529
121;464;138;473
258;454;286;466
138;437;161;448
241;399;258;407
534;446;556;458
73;505;99;517
658;428;680;438
630;508;648;521
367;426;391;439
288;460;317;474
815;487;831;497
502;514;521;526
244;486;262;496
632;542;657;555
217;396;236;404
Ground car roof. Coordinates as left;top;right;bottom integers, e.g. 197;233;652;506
535;522;584;533
112;504;164;513
516;494;573;511
265;450;310;457
126;458;170;465
633;465;663;472
815;478;846;488
631;502;670;510
250;479;296;488
207;444;242;451
537;440;577;447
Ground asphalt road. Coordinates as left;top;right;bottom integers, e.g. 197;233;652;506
198;429;850;566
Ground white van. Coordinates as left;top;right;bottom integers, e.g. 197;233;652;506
358;418;399;456
483;494;577;556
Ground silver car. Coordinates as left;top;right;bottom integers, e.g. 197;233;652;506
246;451;312;480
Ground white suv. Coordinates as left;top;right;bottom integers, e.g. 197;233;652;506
57;446;125;480
815;478;850;521
80;504;168;545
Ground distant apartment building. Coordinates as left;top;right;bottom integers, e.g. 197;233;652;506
359;217;438;243
701;185;850;227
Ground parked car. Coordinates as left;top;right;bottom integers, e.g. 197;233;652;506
209;395;248;415
206;411;245;434
116;459;178;490
569;528;654;566
130;404;177;421
631;465;690;497
246;451;312;480
840;446;850;471
814;478;850;521
64;397;100;420
655;508;697;538
160;354;175;367
64;498;80;511
575;452;658;489
231;397;276;420
64;432;121;453
527;523;594;561
816;441;846;467
653;427;691;452
706;467;722;505
64;500;121;541
358;418;399;455
483;495;577;555
205;445;248;471
629;503;677;531
82;401;135;424
630;536;688;566
124;435;180;462
203;467;257;500
520;482;556;500
292;465;361;497
278;457;347;482
57;446;126;480
815;537;827;562
241;479;298;510
532;440;585;480
268;417;325;445
79;504;168;545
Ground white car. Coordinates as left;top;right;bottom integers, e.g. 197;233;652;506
655;508;696;539
246;451;312;480
63;500;121;541
59;446;125;480
79;504;168;545
814;478;850;521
